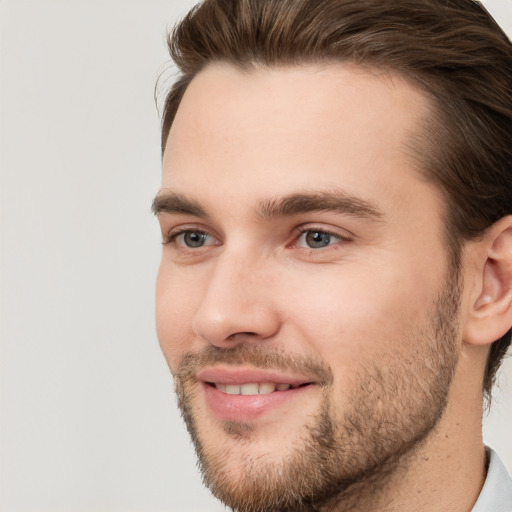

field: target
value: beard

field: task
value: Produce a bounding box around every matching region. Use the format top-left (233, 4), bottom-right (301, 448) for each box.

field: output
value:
top-left (173, 273), bottom-right (462, 512)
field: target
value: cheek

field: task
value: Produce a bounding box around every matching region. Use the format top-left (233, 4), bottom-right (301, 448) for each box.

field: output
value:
top-left (155, 262), bottom-right (202, 371)
top-left (283, 263), bottom-right (438, 371)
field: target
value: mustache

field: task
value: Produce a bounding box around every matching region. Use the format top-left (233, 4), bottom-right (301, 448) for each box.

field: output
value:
top-left (175, 344), bottom-right (333, 387)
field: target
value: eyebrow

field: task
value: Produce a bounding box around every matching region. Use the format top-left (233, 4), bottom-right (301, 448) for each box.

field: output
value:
top-left (152, 192), bottom-right (207, 217)
top-left (152, 189), bottom-right (383, 221)
top-left (258, 190), bottom-right (383, 221)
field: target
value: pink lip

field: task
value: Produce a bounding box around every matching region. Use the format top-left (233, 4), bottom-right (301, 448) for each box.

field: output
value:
top-left (197, 366), bottom-right (312, 386)
top-left (197, 366), bottom-right (315, 423)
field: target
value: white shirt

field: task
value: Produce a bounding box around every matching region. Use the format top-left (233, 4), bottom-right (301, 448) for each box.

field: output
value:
top-left (472, 448), bottom-right (512, 511)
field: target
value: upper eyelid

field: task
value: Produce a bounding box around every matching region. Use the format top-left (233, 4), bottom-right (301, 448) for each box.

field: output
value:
top-left (163, 226), bottom-right (215, 245)
top-left (164, 223), bottom-right (216, 238)
top-left (161, 223), bottom-right (353, 247)
top-left (294, 224), bottom-right (353, 240)
top-left (167, 224), bottom-right (235, 253)
top-left (292, 228), bottom-right (351, 251)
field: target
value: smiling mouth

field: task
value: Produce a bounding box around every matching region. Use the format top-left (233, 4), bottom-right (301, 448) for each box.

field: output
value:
top-left (199, 372), bottom-right (316, 421)
top-left (207, 382), bottom-right (311, 395)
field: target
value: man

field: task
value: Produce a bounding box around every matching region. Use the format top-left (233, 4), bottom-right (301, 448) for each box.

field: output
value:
top-left (152, 0), bottom-right (512, 510)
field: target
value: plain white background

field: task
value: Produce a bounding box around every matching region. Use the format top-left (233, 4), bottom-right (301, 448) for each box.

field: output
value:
top-left (0, 1), bottom-right (511, 511)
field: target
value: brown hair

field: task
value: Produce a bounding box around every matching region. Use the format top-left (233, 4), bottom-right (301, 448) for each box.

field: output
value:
top-left (160, 0), bottom-right (512, 398)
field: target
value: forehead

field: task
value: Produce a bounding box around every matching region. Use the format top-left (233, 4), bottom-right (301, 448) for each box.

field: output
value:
top-left (162, 63), bottom-right (433, 214)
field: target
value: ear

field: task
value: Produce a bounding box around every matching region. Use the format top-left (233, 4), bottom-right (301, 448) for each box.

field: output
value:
top-left (463, 216), bottom-right (512, 346)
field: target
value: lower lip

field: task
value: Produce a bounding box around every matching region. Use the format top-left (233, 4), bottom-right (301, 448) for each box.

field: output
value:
top-left (203, 383), bottom-right (312, 423)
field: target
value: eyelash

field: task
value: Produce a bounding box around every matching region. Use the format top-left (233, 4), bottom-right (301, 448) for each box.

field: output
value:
top-left (294, 226), bottom-right (350, 247)
top-left (162, 227), bottom-right (212, 247)
top-left (162, 225), bottom-right (351, 252)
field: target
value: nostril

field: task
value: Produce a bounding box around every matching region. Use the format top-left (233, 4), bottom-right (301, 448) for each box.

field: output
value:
top-left (192, 298), bottom-right (281, 346)
top-left (226, 331), bottom-right (258, 340)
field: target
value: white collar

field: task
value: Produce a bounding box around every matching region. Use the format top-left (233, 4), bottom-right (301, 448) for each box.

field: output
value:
top-left (472, 448), bottom-right (512, 511)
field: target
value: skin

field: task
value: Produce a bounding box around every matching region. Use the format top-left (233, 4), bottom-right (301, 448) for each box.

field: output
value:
top-left (155, 64), bottom-right (511, 511)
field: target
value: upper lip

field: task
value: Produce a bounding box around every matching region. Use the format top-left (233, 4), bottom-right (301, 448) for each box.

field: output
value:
top-left (197, 366), bottom-right (314, 386)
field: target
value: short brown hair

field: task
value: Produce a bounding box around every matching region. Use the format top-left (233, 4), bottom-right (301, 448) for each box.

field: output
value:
top-left (160, 0), bottom-right (512, 398)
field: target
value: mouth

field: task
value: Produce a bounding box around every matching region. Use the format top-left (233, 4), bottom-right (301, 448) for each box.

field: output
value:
top-left (197, 367), bottom-right (316, 422)
top-left (208, 382), bottom-right (310, 395)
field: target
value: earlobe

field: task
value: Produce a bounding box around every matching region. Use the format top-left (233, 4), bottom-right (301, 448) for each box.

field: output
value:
top-left (463, 217), bottom-right (512, 346)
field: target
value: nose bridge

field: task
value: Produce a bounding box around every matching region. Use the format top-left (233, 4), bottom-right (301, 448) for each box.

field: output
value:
top-left (192, 246), bottom-right (279, 345)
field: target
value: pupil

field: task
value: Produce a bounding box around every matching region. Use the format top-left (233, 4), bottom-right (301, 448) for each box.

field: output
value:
top-left (306, 231), bottom-right (330, 248)
top-left (185, 232), bottom-right (206, 247)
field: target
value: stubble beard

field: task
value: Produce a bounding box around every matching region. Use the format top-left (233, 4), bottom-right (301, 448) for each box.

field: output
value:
top-left (174, 273), bottom-right (462, 512)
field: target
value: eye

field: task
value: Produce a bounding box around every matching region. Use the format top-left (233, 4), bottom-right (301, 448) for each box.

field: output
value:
top-left (165, 229), bottom-right (217, 248)
top-left (181, 231), bottom-right (210, 248)
top-left (295, 229), bottom-right (344, 249)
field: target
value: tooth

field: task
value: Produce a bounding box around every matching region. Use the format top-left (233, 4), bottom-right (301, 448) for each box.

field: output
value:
top-left (241, 383), bottom-right (259, 395)
top-left (225, 384), bottom-right (241, 395)
top-left (215, 383), bottom-right (226, 392)
top-left (258, 383), bottom-right (276, 394)
top-left (276, 383), bottom-right (291, 391)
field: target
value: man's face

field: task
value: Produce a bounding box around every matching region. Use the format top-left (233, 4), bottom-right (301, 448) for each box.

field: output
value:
top-left (155, 64), bottom-right (462, 511)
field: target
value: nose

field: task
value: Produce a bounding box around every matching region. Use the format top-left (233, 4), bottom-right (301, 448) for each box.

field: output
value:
top-left (191, 251), bottom-right (281, 347)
